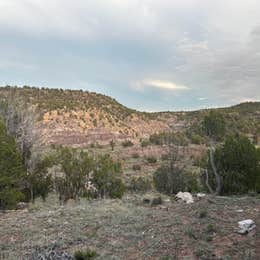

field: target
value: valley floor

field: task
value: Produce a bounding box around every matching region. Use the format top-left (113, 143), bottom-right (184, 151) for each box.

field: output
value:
top-left (0, 193), bottom-right (259, 260)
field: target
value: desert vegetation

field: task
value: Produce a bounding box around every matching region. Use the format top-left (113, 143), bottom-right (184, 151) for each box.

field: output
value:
top-left (0, 119), bottom-right (26, 209)
top-left (0, 86), bottom-right (259, 259)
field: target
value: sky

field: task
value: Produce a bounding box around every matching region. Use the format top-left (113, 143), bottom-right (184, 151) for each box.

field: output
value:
top-left (0, 0), bottom-right (260, 111)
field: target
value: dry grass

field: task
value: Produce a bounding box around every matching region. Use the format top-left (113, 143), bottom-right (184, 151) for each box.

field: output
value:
top-left (0, 193), bottom-right (259, 259)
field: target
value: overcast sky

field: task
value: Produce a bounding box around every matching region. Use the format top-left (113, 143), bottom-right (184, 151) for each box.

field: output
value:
top-left (0, 0), bottom-right (260, 111)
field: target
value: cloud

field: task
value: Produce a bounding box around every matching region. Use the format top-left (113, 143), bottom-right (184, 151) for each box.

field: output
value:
top-left (139, 80), bottom-right (190, 91)
top-left (0, 0), bottom-right (259, 110)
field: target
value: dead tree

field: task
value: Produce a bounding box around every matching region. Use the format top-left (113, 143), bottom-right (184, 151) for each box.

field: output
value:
top-left (202, 111), bottom-right (225, 194)
top-left (0, 90), bottom-right (47, 201)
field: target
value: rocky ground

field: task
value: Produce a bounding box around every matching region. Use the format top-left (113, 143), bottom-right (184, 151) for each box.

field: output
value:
top-left (0, 193), bottom-right (259, 260)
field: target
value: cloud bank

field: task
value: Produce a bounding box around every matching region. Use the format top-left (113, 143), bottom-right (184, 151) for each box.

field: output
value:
top-left (0, 0), bottom-right (259, 111)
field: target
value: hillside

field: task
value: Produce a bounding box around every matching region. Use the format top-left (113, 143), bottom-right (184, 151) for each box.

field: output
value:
top-left (0, 86), bottom-right (259, 148)
top-left (0, 86), bottom-right (259, 259)
top-left (0, 86), bottom-right (177, 146)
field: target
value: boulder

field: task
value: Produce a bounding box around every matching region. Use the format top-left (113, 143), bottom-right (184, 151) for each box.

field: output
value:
top-left (237, 219), bottom-right (256, 234)
top-left (176, 192), bottom-right (194, 204)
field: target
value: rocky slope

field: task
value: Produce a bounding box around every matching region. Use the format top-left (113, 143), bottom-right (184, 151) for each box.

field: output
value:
top-left (0, 86), bottom-right (182, 147)
top-left (0, 86), bottom-right (259, 147)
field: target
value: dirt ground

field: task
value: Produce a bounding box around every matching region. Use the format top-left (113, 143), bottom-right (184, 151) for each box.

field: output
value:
top-left (0, 193), bottom-right (259, 260)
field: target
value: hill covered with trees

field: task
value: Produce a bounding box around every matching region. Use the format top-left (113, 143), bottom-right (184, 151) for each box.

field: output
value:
top-left (0, 86), bottom-right (259, 148)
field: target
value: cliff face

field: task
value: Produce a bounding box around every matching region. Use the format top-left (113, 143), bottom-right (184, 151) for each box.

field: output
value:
top-left (39, 109), bottom-right (177, 146)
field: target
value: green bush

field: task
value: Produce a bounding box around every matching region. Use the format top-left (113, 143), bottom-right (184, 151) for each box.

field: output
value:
top-left (198, 209), bottom-right (208, 219)
top-left (203, 110), bottom-right (225, 141)
top-left (212, 135), bottom-right (260, 194)
top-left (206, 223), bottom-right (216, 234)
top-left (95, 143), bottom-right (103, 149)
top-left (53, 147), bottom-right (94, 203)
top-left (185, 172), bottom-right (201, 192)
top-left (93, 154), bottom-right (125, 199)
top-left (0, 189), bottom-right (25, 210)
top-left (26, 155), bottom-right (54, 202)
top-left (151, 196), bottom-right (162, 206)
top-left (130, 176), bottom-right (151, 193)
top-left (191, 134), bottom-right (204, 144)
top-left (122, 140), bottom-right (134, 147)
top-left (140, 139), bottom-right (150, 147)
top-left (74, 248), bottom-right (97, 260)
top-left (153, 165), bottom-right (185, 195)
top-left (149, 132), bottom-right (189, 146)
top-left (146, 156), bottom-right (157, 164)
top-left (132, 164), bottom-right (141, 171)
top-left (0, 120), bottom-right (26, 209)
top-left (51, 148), bottom-right (125, 202)
top-left (161, 154), bottom-right (169, 161)
top-left (107, 178), bottom-right (125, 199)
top-left (132, 153), bottom-right (140, 158)
top-left (185, 226), bottom-right (197, 240)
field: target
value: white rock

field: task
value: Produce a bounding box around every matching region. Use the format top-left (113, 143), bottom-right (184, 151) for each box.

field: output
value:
top-left (237, 219), bottom-right (256, 234)
top-left (176, 192), bottom-right (194, 204)
top-left (196, 193), bottom-right (206, 198)
top-left (17, 202), bottom-right (28, 210)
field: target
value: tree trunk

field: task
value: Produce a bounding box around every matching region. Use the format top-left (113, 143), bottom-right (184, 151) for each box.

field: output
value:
top-left (204, 169), bottom-right (214, 194)
top-left (209, 140), bottom-right (222, 194)
top-left (30, 185), bottom-right (34, 203)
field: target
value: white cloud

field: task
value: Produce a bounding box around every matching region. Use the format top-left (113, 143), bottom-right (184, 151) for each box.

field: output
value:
top-left (0, 0), bottom-right (260, 109)
top-left (134, 79), bottom-right (190, 91)
top-left (198, 97), bottom-right (207, 101)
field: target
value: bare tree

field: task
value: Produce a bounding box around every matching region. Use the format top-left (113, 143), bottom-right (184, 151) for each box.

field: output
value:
top-left (0, 89), bottom-right (48, 200)
top-left (202, 111), bottom-right (225, 194)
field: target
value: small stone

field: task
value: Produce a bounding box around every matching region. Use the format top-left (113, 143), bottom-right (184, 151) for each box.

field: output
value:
top-left (197, 193), bottom-right (206, 198)
top-left (16, 202), bottom-right (28, 210)
top-left (158, 205), bottom-right (169, 211)
top-left (237, 219), bottom-right (256, 234)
